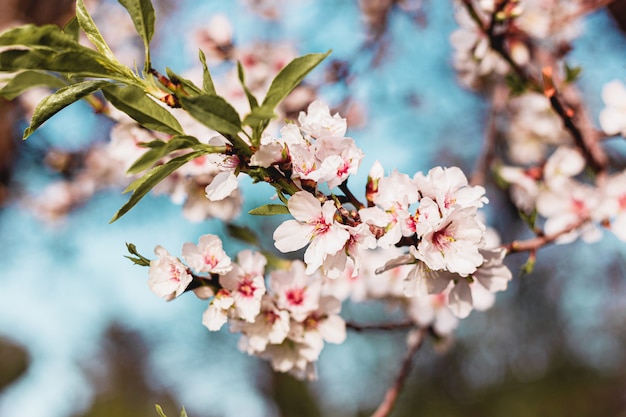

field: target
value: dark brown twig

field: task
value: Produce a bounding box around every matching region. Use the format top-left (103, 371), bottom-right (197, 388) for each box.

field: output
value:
top-left (371, 327), bottom-right (428, 417)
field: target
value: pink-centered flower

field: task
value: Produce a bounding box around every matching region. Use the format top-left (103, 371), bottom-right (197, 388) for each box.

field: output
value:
top-left (219, 250), bottom-right (267, 322)
top-left (148, 245), bottom-right (192, 301)
top-left (182, 234), bottom-right (232, 275)
top-left (270, 261), bottom-right (322, 321)
top-left (273, 191), bottom-right (350, 274)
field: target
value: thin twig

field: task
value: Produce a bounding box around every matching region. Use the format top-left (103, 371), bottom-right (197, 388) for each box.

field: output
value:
top-left (346, 320), bottom-right (414, 332)
top-left (371, 327), bottom-right (428, 417)
top-left (502, 216), bottom-right (590, 253)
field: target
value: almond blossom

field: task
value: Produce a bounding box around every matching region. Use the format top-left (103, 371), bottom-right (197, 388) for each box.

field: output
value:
top-left (182, 234), bottom-right (232, 275)
top-left (219, 250), bottom-right (267, 322)
top-left (148, 245), bottom-right (193, 301)
top-left (273, 191), bottom-right (350, 274)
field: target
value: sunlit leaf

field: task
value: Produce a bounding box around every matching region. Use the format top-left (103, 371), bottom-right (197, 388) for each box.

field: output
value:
top-left (125, 242), bottom-right (151, 266)
top-left (126, 135), bottom-right (201, 174)
top-left (0, 49), bottom-right (112, 78)
top-left (118, 0), bottom-right (155, 69)
top-left (76, 0), bottom-right (118, 64)
top-left (111, 150), bottom-right (205, 222)
top-left (102, 84), bottom-right (184, 135)
top-left (63, 17), bottom-right (80, 41)
top-left (23, 79), bottom-right (111, 139)
top-left (180, 94), bottom-right (241, 136)
top-left (198, 49), bottom-right (216, 95)
top-left (0, 70), bottom-right (67, 100)
top-left (261, 50), bottom-right (330, 110)
top-left (0, 24), bottom-right (80, 50)
top-left (155, 404), bottom-right (168, 417)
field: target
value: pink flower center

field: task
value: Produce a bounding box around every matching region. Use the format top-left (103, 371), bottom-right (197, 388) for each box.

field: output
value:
top-left (618, 194), bottom-right (626, 211)
top-left (237, 277), bottom-right (256, 298)
top-left (204, 255), bottom-right (218, 268)
top-left (432, 227), bottom-right (455, 250)
top-left (264, 310), bottom-right (279, 324)
top-left (286, 287), bottom-right (306, 306)
top-left (169, 264), bottom-right (181, 283)
top-left (571, 198), bottom-right (588, 216)
top-left (314, 216), bottom-right (330, 235)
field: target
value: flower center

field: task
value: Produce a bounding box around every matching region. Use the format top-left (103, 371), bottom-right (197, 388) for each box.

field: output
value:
top-left (238, 277), bottom-right (256, 298)
top-left (286, 287), bottom-right (306, 306)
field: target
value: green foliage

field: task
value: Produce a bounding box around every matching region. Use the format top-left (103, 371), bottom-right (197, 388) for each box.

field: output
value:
top-left (198, 49), bottom-right (216, 95)
top-left (117, 0), bottom-right (155, 70)
top-left (0, 70), bottom-right (67, 100)
top-left (102, 84), bottom-right (184, 135)
top-left (180, 94), bottom-right (243, 137)
top-left (111, 150), bottom-right (206, 222)
top-left (242, 51), bottom-right (331, 130)
top-left (504, 72), bottom-right (527, 96)
top-left (126, 135), bottom-right (205, 174)
top-left (76, 0), bottom-right (118, 64)
top-left (249, 203), bottom-right (290, 216)
top-left (154, 404), bottom-right (188, 417)
top-left (226, 223), bottom-right (261, 246)
top-left (23, 80), bottom-right (111, 139)
top-left (125, 243), bottom-right (151, 266)
top-left (564, 62), bottom-right (582, 84)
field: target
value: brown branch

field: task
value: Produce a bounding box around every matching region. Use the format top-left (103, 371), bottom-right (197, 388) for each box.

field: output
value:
top-left (470, 83), bottom-right (508, 186)
top-left (371, 327), bottom-right (428, 417)
top-left (346, 320), bottom-right (414, 332)
top-left (462, 1), bottom-right (609, 175)
top-left (502, 216), bottom-right (590, 254)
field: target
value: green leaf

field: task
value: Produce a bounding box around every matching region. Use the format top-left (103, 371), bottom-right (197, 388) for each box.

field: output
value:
top-left (179, 407), bottom-right (188, 417)
top-left (155, 404), bottom-right (168, 417)
top-left (261, 50), bottom-right (330, 110)
top-left (165, 67), bottom-right (202, 96)
top-left (198, 49), bottom-right (216, 95)
top-left (63, 17), bottom-right (80, 41)
top-left (242, 105), bottom-right (276, 127)
top-left (102, 84), bottom-right (184, 135)
top-left (126, 135), bottom-right (201, 174)
top-left (226, 224), bottom-right (260, 246)
top-left (76, 0), bottom-right (118, 64)
top-left (125, 242), bottom-right (151, 266)
top-left (0, 49), bottom-right (112, 78)
top-left (564, 63), bottom-right (582, 84)
top-left (237, 60), bottom-right (259, 110)
top-left (0, 70), bottom-right (67, 100)
top-left (111, 150), bottom-right (205, 222)
top-left (248, 203), bottom-right (290, 216)
top-left (118, 0), bottom-right (155, 69)
top-left (0, 24), bottom-right (80, 50)
top-left (23, 79), bottom-right (111, 139)
top-left (180, 94), bottom-right (242, 136)
top-left (505, 72), bottom-right (527, 96)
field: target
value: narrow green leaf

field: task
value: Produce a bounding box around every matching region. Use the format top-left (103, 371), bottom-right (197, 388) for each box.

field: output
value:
top-left (155, 404), bottom-right (168, 417)
top-left (118, 0), bottom-right (155, 69)
top-left (0, 70), bottom-right (67, 100)
top-left (226, 224), bottom-right (260, 246)
top-left (111, 150), bottom-right (205, 222)
top-left (261, 51), bottom-right (330, 110)
top-left (165, 67), bottom-right (202, 96)
top-left (248, 203), bottom-right (290, 216)
top-left (180, 94), bottom-right (241, 136)
top-left (127, 135), bottom-right (201, 174)
top-left (23, 80), bottom-right (110, 139)
top-left (198, 49), bottom-right (216, 95)
top-left (0, 24), bottom-right (79, 49)
top-left (237, 60), bottom-right (259, 110)
top-left (125, 242), bottom-right (151, 266)
top-left (242, 105), bottom-right (276, 127)
top-left (76, 0), bottom-right (118, 64)
top-left (63, 17), bottom-right (80, 41)
top-left (0, 49), bottom-right (112, 78)
top-left (102, 84), bottom-right (184, 135)
top-left (564, 63), bottom-right (582, 84)
top-left (179, 407), bottom-right (188, 417)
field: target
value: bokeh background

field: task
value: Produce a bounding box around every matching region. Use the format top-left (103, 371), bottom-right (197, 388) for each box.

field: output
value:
top-left (1, 1), bottom-right (626, 416)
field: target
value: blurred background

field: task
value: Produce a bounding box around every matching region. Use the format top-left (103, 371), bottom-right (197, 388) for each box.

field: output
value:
top-left (1, 0), bottom-right (626, 416)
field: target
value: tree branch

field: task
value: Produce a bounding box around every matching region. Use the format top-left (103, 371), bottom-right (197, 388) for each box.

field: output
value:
top-left (371, 327), bottom-right (427, 417)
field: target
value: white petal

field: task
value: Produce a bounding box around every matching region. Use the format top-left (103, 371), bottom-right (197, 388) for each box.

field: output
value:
top-left (205, 171), bottom-right (238, 201)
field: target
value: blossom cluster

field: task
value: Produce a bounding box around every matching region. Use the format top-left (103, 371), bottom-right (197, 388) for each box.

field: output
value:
top-left (500, 145), bottom-right (626, 243)
top-left (147, 234), bottom-right (348, 380)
